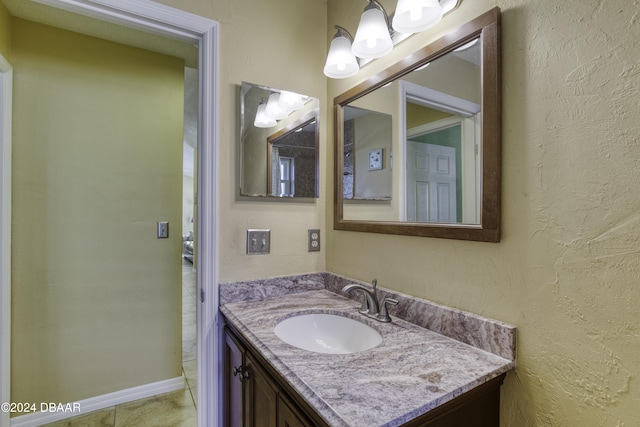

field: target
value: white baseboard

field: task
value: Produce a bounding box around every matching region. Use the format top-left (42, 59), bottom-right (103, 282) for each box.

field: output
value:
top-left (10, 376), bottom-right (184, 427)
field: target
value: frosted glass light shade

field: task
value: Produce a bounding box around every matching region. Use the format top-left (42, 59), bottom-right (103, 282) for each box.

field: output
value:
top-left (254, 103), bottom-right (276, 128)
top-left (324, 35), bottom-right (360, 79)
top-left (279, 90), bottom-right (305, 111)
top-left (352, 8), bottom-right (393, 59)
top-left (265, 93), bottom-right (288, 120)
top-left (392, 0), bottom-right (442, 34)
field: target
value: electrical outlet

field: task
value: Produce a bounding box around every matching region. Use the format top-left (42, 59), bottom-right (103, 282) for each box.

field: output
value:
top-left (247, 229), bottom-right (270, 255)
top-left (308, 229), bottom-right (320, 252)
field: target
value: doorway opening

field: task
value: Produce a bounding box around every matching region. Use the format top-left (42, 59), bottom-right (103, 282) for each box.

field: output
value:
top-left (0, 1), bottom-right (219, 426)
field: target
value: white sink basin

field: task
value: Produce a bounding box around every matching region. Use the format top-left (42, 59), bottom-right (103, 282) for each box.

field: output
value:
top-left (273, 313), bottom-right (382, 354)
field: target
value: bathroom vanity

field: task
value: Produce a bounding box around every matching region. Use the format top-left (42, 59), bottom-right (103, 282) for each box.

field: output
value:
top-left (219, 273), bottom-right (515, 427)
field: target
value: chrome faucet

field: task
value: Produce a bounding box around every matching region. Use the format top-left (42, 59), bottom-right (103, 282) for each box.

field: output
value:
top-left (341, 279), bottom-right (398, 322)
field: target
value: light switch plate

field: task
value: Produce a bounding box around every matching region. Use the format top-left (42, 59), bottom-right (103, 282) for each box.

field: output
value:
top-left (157, 221), bottom-right (169, 238)
top-left (246, 229), bottom-right (270, 255)
top-left (368, 148), bottom-right (383, 170)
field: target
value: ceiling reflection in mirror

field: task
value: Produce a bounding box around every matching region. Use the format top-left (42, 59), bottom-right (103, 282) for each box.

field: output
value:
top-left (240, 82), bottom-right (319, 199)
top-left (341, 37), bottom-right (482, 224)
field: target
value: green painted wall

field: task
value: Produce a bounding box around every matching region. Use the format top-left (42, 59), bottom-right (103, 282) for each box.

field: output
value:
top-left (11, 18), bottom-right (184, 405)
top-left (0, 2), bottom-right (11, 61)
top-left (406, 104), bottom-right (452, 130)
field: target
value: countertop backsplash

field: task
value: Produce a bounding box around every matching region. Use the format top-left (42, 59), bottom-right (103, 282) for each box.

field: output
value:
top-left (220, 272), bottom-right (515, 361)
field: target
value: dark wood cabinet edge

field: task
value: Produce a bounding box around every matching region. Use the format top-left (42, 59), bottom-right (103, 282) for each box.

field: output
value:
top-left (278, 392), bottom-right (315, 427)
top-left (223, 316), bottom-right (504, 427)
top-left (223, 321), bottom-right (331, 427)
top-left (398, 373), bottom-right (505, 426)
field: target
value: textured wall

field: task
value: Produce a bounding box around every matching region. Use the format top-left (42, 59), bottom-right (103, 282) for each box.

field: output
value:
top-left (327, 0), bottom-right (640, 425)
top-left (11, 19), bottom-right (184, 406)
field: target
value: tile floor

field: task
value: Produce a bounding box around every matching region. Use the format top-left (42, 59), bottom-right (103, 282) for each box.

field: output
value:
top-left (43, 258), bottom-right (198, 427)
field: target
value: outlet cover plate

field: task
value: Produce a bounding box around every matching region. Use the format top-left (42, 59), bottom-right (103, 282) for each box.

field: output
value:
top-left (308, 229), bottom-right (320, 252)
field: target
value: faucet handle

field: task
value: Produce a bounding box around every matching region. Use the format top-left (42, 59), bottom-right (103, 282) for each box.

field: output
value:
top-left (377, 298), bottom-right (398, 323)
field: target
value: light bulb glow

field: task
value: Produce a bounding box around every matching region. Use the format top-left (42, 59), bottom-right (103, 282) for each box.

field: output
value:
top-left (324, 34), bottom-right (359, 78)
top-left (254, 103), bottom-right (276, 128)
top-left (265, 93), bottom-right (288, 120)
top-left (410, 8), bottom-right (422, 21)
top-left (392, 0), bottom-right (442, 34)
top-left (279, 90), bottom-right (305, 110)
top-left (352, 8), bottom-right (393, 59)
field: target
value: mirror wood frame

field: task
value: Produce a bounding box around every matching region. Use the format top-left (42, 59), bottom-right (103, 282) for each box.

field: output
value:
top-left (333, 7), bottom-right (501, 242)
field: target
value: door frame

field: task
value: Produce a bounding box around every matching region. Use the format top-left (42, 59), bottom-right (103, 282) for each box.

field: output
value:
top-left (0, 1), bottom-right (220, 426)
top-left (0, 52), bottom-right (13, 427)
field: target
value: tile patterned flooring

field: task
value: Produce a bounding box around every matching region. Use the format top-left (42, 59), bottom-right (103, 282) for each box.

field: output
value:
top-left (43, 259), bottom-right (198, 427)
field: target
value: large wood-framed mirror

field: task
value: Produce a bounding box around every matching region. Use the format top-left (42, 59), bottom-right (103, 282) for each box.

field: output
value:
top-left (334, 8), bottom-right (501, 242)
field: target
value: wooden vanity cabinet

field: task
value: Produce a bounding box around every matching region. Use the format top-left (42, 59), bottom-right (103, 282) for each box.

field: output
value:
top-left (223, 322), bottom-right (505, 427)
top-left (223, 326), bottom-right (318, 427)
top-left (223, 328), bottom-right (244, 427)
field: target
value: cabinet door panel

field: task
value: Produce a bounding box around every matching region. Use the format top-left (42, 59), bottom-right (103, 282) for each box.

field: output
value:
top-left (278, 394), bottom-right (313, 427)
top-left (223, 328), bottom-right (244, 427)
top-left (245, 352), bottom-right (278, 427)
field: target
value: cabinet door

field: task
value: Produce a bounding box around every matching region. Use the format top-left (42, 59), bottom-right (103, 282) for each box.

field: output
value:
top-left (277, 394), bottom-right (313, 427)
top-left (223, 328), bottom-right (245, 427)
top-left (245, 352), bottom-right (279, 427)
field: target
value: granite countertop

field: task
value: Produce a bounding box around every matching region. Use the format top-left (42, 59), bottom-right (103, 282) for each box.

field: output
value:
top-left (220, 280), bottom-right (515, 427)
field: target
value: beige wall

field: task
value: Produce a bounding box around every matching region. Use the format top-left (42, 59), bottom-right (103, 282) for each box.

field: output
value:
top-left (154, 0), bottom-right (327, 282)
top-left (0, 2), bottom-right (10, 60)
top-left (352, 112), bottom-right (392, 200)
top-left (11, 19), bottom-right (184, 405)
top-left (327, 0), bottom-right (640, 426)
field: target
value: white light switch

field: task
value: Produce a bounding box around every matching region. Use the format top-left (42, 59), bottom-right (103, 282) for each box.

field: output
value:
top-left (157, 221), bottom-right (169, 238)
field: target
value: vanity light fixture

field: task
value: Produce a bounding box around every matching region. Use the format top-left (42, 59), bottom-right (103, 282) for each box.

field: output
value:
top-left (351, 0), bottom-right (393, 59)
top-left (392, 0), bottom-right (442, 34)
top-left (254, 102), bottom-right (277, 128)
top-left (324, 0), bottom-right (462, 79)
top-left (324, 25), bottom-right (360, 79)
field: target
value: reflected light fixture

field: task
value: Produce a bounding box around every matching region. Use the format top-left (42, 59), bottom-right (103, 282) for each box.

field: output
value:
top-left (278, 90), bottom-right (305, 111)
top-left (254, 102), bottom-right (277, 128)
top-left (392, 0), bottom-right (442, 34)
top-left (265, 93), bottom-right (288, 120)
top-left (454, 37), bottom-right (479, 51)
top-left (351, 0), bottom-right (393, 59)
top-left (323, 25), bottom-right (360, 79)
